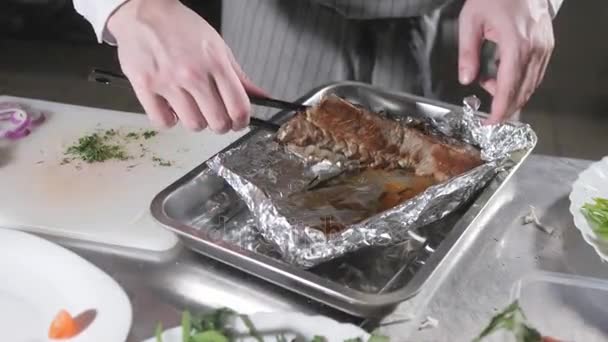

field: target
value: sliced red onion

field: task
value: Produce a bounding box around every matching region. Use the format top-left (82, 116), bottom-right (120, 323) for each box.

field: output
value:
top-left (0, 103), bottom-right (45, 140)
top-left (29, 110), bottom-right (46, 126)
top-left (0, 108), bottom-right (31, 140)
top-left (0, 109), bottom-right (15, 121)
top-left (0, 102), bottom-right (23, 111)
top-left (4, 127), bottom-right (30, 139)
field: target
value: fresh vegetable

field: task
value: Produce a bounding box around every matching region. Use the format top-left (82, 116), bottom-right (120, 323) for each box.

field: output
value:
top-left (155, 308), bottom-right (389, 342)
top-left (183, 311), bottom-right (192, 342)
top-left (367, 335), bottom-right (390, 342)
top-left (581, 197), bottom-right (608, 240)
top-left (474, 301), bottom-right (562, 342)
top-left (0, 103), bottom-right (45, 140)
top-left (190, 330), bottom-right (229, 342)
top-left (157, 322), bottom-right (165, 342)
top-left (48, 309), bottom-right (79, 339)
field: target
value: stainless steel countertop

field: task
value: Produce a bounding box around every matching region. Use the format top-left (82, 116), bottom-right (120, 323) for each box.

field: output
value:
top-left (36, 154), bottom-right (608, 342)
top-left (382, 155), bottom-right (608, 341)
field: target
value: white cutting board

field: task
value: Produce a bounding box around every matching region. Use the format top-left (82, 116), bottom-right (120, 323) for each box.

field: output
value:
top-left (0, 95), bottom-right (246, 252)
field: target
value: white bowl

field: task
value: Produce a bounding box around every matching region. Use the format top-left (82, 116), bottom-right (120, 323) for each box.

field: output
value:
top-left (569, 156), bottom-right (608, 261)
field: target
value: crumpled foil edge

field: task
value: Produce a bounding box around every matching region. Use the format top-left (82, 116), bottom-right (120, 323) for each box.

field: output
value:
top-left (208, 96), bottom-right (537, 268)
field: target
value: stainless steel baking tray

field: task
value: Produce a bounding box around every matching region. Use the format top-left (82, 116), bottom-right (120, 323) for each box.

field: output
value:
top-left (150, 82), bottom-right (534, 317)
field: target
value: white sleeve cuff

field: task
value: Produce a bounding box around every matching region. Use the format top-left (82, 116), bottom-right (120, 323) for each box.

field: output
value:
top-left (548, 0), bottom-right (564, 18)
top-left (73, 0), bottom-right (130, 45)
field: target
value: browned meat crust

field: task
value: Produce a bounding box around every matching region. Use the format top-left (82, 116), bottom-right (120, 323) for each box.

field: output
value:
top-left (276, 95), bottom-right (482, 181)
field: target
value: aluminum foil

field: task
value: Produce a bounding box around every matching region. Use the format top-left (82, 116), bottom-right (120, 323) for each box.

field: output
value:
top-left (207, 96), bottom-right (537, 268)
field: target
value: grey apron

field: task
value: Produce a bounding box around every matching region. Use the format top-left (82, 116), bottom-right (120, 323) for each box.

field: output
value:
top-left (221, 0), bottom-right (448, 118)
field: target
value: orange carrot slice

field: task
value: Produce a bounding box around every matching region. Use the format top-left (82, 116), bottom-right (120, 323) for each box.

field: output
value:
top-left (49, 310), bottom-right (79, 339)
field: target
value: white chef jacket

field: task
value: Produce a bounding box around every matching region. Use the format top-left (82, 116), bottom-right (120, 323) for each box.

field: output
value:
top-left (73, 0), bottom-right (564, 118)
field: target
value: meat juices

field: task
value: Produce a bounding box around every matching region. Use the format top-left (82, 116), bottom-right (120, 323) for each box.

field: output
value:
top-left (276, 95), bottom-right (483, 182)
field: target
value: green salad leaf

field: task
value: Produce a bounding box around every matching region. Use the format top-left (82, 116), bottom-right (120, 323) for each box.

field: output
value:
top-left (473, 301), bottom-right (542, 342)
top-left (155, 322), bottom-right (164, 342)
top-left (191, 330), bottom-right (229, 342)
top-left (367, 334), bottom-right (390, 342)
top-left (155, 308), bottom-right (391, 342)
top-left (238, 314), bottom-right (263, 342)
top-left (182, 311), bottom-right (192, 342)
top-left (275, 335), bottom-right (289, 342)
top-left (582, 197), bottom-right (608, 240)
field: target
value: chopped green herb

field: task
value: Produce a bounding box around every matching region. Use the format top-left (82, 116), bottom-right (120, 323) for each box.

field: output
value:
top-left (139, 144), bottom-right (149, 158)
top-left (104, 129), bottom-right (117, 137)
top-left (311, 336), bottom-right (327, 342)
top-left (582, 197), bottom-right (608, 240)
top-left (152, 156), bottom-right (172, 167)
top-left (143, 130), bottom-right (158, 139)
top-left (126, 132), bottom-right (140, 139)
top-left (65, 133), bottom-right (129, 163)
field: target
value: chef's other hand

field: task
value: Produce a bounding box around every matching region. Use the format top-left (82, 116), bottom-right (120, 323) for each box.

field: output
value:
top-left (458, 0), bottom-right (554, 124)
top-left (107, 0), bottom-right (268, 132)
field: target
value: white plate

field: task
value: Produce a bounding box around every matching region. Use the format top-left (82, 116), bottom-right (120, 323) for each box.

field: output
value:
top-left (143, 312), bottom-right (369, 342)
top-left (0, 228), bottom-right (132, 342)
top-left (569, 156), bottom-right (608, 261)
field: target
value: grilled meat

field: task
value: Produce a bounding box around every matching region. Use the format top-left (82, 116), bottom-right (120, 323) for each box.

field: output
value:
top-left (276, 95), bottom-right (483, 181)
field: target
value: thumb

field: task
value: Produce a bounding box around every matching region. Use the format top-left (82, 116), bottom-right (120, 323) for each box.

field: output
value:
top-left (226, 47), bottom-right (271, 98)
top-left (458, 14), bottom-right (483, 85)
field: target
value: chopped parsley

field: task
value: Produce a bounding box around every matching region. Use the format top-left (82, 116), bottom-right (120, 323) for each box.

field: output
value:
top-left (63, 128), bottom-right (175, 168)
top-left (143, 130), bottom-right (158, 139)
top-left (152, 156), bottom-right (172, 167)
top-left (104, 129), bottom-right (117, 137)
top-left (65, 132), bottom-right (129, 163)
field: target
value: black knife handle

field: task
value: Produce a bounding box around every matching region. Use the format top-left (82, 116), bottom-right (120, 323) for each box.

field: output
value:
top-left (249, 96), bottom-right (308, 112)
top-left (479, 40), bottom-right (499, 81)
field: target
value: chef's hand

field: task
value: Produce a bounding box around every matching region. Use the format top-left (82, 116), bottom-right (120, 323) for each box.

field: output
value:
top-left (458, 0), bottom-right (554, 124)
top-left (107, 0), bottom-right (267, 132)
